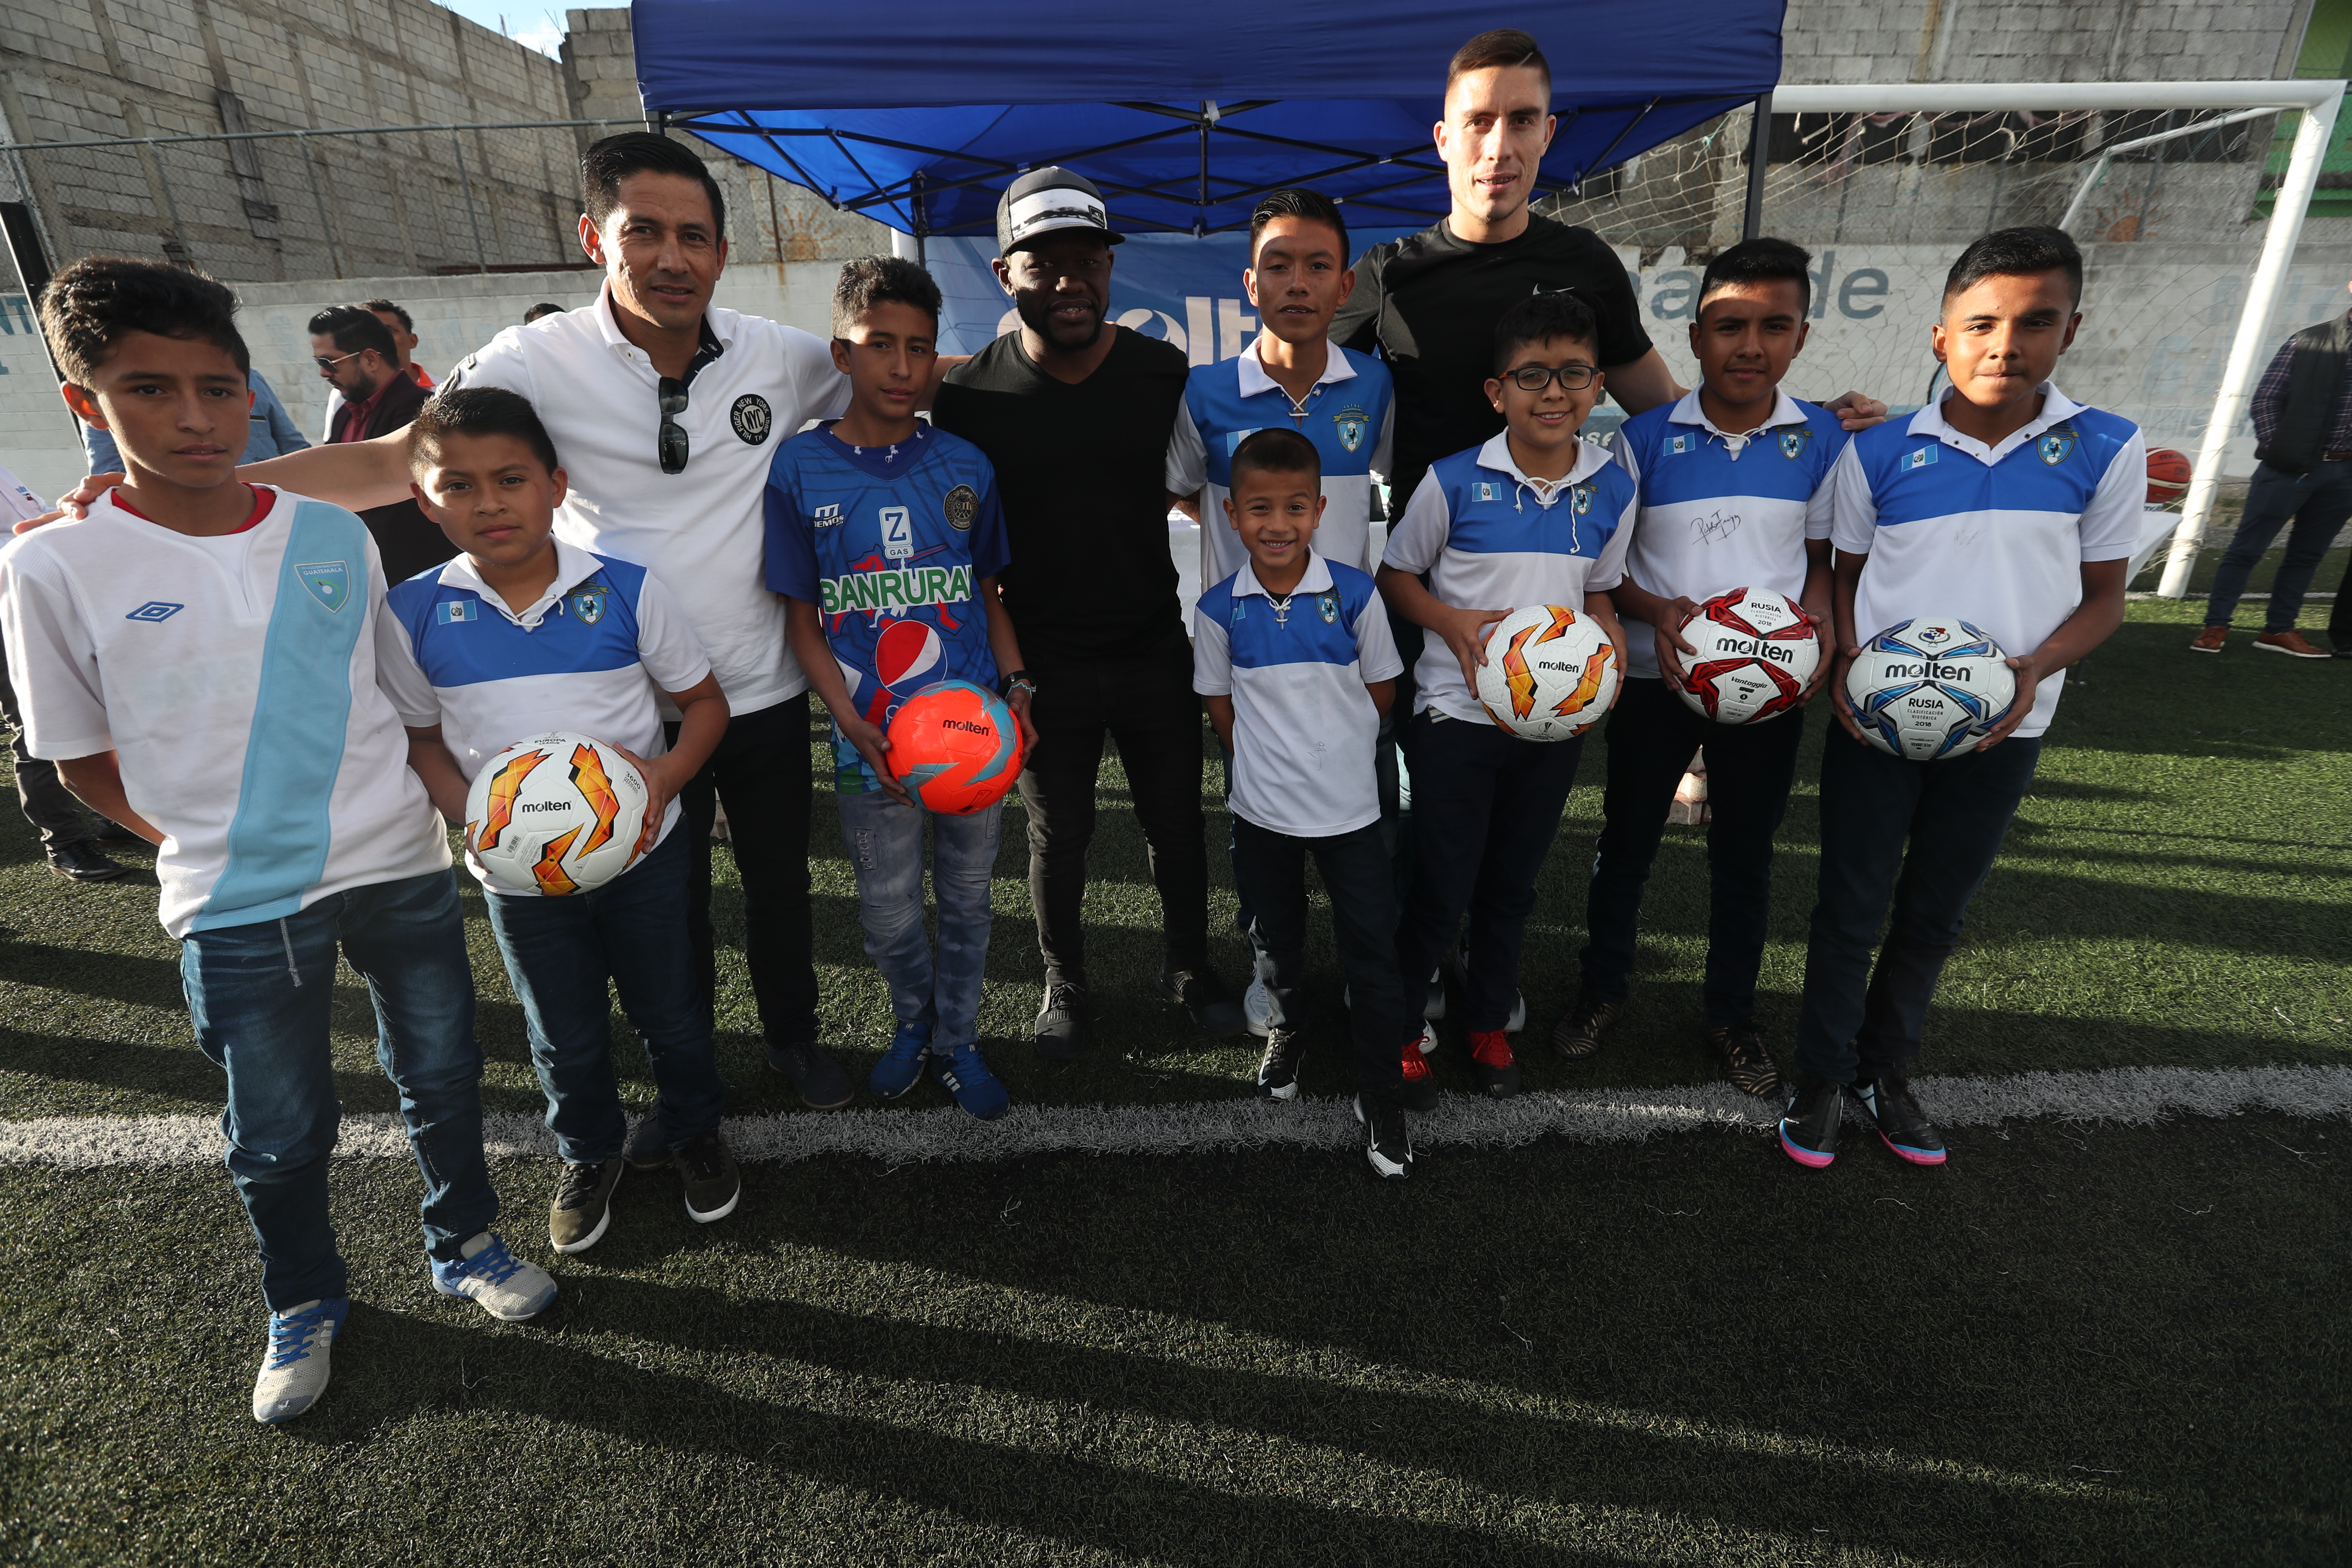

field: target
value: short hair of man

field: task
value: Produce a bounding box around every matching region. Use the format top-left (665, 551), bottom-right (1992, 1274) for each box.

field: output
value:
top-left (1700, 237), bottom-right (1814, 315)
top-left (523, 302), bottom-right (565, 323)
top-left (1229, 426), bottom-right (1322, 490)
top-left (1491, 289), bottom-right (1597, 373)
top-left (1944, 224), bottom-right (2084, 308)
top-left (308, 304), bottom-right (396, 362)
top-left (40, 255), bottom-right (250, 388)
top-left (361, 298), bottom-right (413, 332)
top-left (831, 255), bottom-right (942, 337)
top-left (407, 386), bottom-right (560, 476)
top-left (1249, 187), bottom-right (1348, 267)
top-left (583, 132), bottom-right (727, 239)
top-left (1447, 28), bottom-right (1551, 99)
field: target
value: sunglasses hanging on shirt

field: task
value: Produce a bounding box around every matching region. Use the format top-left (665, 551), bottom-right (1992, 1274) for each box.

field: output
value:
top-left (658, 377), bottom-right (690, 474)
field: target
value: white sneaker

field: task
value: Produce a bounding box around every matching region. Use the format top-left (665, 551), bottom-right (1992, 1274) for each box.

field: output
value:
top-left (252, 1297), bottom-right (349, 1424)
top-left (1243, 973), bottom-right (1275, 1038)
top-left (430, 1232), bottom-right (558, 1322)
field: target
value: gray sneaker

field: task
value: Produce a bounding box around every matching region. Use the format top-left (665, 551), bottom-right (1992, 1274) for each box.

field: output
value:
top-left (251, 1297), bottom-right (349, 1424)
top-left (674, 1129), bottom-right (741, 1224)
top-left (548, 1158), bottom-right (623, 1255)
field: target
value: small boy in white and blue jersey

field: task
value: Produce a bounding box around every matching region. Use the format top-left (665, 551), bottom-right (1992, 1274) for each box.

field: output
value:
top-left (1567, 239), bottom-right (1850, 1096)
top-left (769, 257), bottom-right (1035, 1123)
top-left (379, 387), bottom-right (738, 1250)
top-left (1784, 226), bottom-right (2141, 1171)
top-left (1192, 428), bottom-right (1410, 1177)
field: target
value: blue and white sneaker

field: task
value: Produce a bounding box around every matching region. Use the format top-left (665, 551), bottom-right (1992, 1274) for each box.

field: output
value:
top-left (870, 1020), bottom-right (934, 1100)
top-left (431, 1232), bottom-right (558, 1322)
top-left (935, 1039), bottom-right (1010, 1121)
top-left (251, 1296), bottom-right (349, 1424)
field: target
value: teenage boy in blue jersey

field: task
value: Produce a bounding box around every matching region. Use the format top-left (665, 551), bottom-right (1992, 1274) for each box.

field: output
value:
top-left (1567, 239), bottom-right (1848, 1096)
top-left (1193, 428), bottom-right (1411, 1176)
top-left (380, 388), bottom-right (738, 1252)
top-left (1784, 227), bottom-right (2141, 1170)
top-left (1377, 290), bottom-right (1635, 1107)
top-left (770, 257), bottom-right (1036, 1121)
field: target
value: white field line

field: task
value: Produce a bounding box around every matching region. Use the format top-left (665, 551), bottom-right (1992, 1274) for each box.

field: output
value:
top-left (3, 1064), bottom-right (2347, 1170)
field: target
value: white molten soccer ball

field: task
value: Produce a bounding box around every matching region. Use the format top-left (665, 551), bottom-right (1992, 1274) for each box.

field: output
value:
top-left (464, 731), bottom-right (650, 895)
top-left (1473, 603), bottom-right (1621, 742)
top-left (1845, 618), bottom-right (2018, 761)
top-left (1671, 587), bottom-right (1822, 725)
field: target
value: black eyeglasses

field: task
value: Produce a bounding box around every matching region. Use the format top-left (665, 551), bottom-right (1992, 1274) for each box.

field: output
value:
top-left (1505, 364), bottom-right (1598, 392)
top-left (658, 377), bottom-right (690, 474)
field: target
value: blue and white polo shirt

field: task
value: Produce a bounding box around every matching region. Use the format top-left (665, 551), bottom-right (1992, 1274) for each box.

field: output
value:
top-left (1611, 389), bottom-right (1849, 680)
top-left (1165, 336), bottom-right (1395, 593)
top-left (378, 538), bottom-right (712, 888)
top-left (1193, 550), bottom-right (1401, 838)
top-left (1831, 382), bottom-right (2144, 739)
top-left (1381, 432), bottom-right (1638, 724)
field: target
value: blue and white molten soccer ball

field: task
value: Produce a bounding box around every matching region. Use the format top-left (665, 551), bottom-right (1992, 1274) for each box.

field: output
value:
top-left (1844, 618), bottom-right (2018, 761)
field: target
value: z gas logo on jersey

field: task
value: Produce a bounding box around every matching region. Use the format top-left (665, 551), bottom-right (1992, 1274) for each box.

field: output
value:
top-left (820, 564), bottom-right (975, 617)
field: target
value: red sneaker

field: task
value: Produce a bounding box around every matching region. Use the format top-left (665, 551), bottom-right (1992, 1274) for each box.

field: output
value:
top-left (1400, 1032), bottom-right (1439, 1112)
top-left (1467, 1028), bottom-right (1521, 1098)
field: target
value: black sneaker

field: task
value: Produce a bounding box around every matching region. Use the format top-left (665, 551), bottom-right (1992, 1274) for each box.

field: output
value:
top-left (1256, 1028), bottom-right (1304, 1101)
top-left (46, 841), bottom-right (127, 882)
top-left (92, 821), bottom-right (146, 850)
top-left (1158, 962), bottom-right (1244, 1038)
top-left (1703, 1020), bottom-right (1782, 1099)
top-left (1552, 994), bottom-right (1623, 1059)
top-left (766, 1038), bottom-right (854, 1110)
top-left (1849, 1074), bottom-right (1948, 1166)
top-left (548, 1157), bottom-right (623, 1254)
top-left (673, 1129), bottom-right (741, 1222)
top-left (1034, 975), bottom-right (1090, 1061)
top-left (1779, 1075), bottom-right (1843, 1169)
top-left (1356, 1093), bottom-right (1412, 1179)
top-left (622, 1112), bottom-right (671, 1173)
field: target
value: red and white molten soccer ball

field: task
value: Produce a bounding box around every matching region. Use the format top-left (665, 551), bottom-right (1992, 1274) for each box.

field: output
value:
top-left (1670, 588), bottom-right (1822, 725)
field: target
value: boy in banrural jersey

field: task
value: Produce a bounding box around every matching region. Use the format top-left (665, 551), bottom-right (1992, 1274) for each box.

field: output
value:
top-left (1377, 290), bottom-right (1635, 1109)
top-left (0, 258), bottom-right (554, 1428)
top-left (377, 388), bottom-right (738, 1254)
top-left (1192, 429), bottom-right (1411, 1176)
top-left (1784, 226), bottom-right (2141, 1170)
top-left (769, 257), bottom-right (1035, 1121)
top-left (1568, 239), bottom-right (1847, 1097)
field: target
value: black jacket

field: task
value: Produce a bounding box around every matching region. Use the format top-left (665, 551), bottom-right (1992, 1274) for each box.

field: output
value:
top-left (332, 372), bottom-right (457, 586)
top-left (2253, 312), bottom-right (2352, 478)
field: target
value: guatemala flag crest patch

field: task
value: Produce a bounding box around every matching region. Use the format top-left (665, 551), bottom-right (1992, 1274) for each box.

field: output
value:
top-left (435, 599), bottom-right (477, 624)
top-left (294, 560), bottom-right (350, 612)
top-left (1904, 445), bottom-right (1939, 472)
top-left (2038, 427), bottom-right (2076, 466)
top-left (1666, 434), bottom-right (1691, 455)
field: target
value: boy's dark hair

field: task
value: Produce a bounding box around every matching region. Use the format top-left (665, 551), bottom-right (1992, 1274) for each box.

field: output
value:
top-left (1700, 237), bottom-right (1813, 314)
top-left (830, 255), bottom-right (942, 337)
top-left (1249, 188), bottom-right (1348, 268)
top-left (1491, 289), bottom-right (1597, 373)
top-left (406, 386), bottom-right (560, 476)
top-left (361, 297), bottom-right (413, 332)
top-left (1230, 426), bottom-right (1322, 489)
top-left (308, 304), bottom-right (396, 361)
top-left (39, 255), bottom-right (249, 387)
top-left (1448, 28), bottom-right (1550, 98)
top-left (523, 302), bottom-right (565, 322)
top-left (583, 132), bottom-right (727, 239)
top-left (1944, 224), bottom-right (2083, 308)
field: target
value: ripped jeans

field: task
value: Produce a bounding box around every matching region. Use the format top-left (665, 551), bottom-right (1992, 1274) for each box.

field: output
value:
top-left (834, 787), bottom-right (1003, 1055)
top-left (180, 869), bottom-right (496, 1311)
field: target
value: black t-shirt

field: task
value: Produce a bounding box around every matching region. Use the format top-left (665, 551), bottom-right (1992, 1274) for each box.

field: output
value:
top-left (1332, 214), bottom-right (1651, 508)
top-left (933, 325), bottom-right (1190, 665)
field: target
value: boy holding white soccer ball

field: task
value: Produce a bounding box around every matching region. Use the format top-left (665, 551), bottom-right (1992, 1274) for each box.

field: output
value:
top-left (378, 388), bottom-right (739, 1250)
top-left (1786, 227), bottom-right (2142, 1170)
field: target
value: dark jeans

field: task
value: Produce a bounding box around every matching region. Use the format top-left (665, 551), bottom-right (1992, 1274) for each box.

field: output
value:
top-left (1795, 727), bottom-right (2042, 1085)
top-left (2203, 459), bottom-right (2352, 631)
top-left (0, 658), bottom-right (93, 850)
top-left (1020, 633), bottom-right (1209, 977)
top-left (1580, 678), bottom-right (1807, 1024)
top-left (669, 695), bottom-right (819, 1047)
top-left (2333, 547), bottom-right (2352, 651)
top-left (1231, 815), bottom-right (1406, 1096)
top-left (483, 826), bottom-right (724, 1165)
top-left (179, 869), bottom-right (494, 1311)
top-left (1393, 709), bottom-right (1586, 1035)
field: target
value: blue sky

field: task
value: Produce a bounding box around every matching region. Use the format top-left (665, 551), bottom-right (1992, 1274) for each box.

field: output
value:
top-left (431, 0), bottom-right (569, 58)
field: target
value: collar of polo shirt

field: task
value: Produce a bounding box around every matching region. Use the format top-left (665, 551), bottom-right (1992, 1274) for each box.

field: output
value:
top-left (1234, 334), bottom-right (1359, 401)
top-left (1474, 430), bottom-right (1613, 490)
top-left (435, 536), bottom-right (606, 630)
top-left (1666, 386), bottom-right (1805, 438)
top-left (592, 279), bottom-right (733, 367)
top-left (1231, 549), bottom-right (1335, 601)
top-left (1909, 379), bottom-right (2082, 463)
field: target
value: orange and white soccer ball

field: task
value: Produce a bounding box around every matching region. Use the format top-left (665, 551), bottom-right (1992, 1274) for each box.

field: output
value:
top-left (1473, 604), bottom-right (1620, 742)
top-left (464, 731), bottom-right (650, 895)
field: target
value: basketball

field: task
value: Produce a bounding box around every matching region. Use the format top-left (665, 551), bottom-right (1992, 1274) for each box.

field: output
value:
top-left (1671, 587), bottom-right (1822, 725)
top-left (1473, 604), bottom-right (1620, 742)
top-left (2145, 447), bottom-right (2192, 504)
top-left (1845, 618), bottom-right (2018, 761)
top-left (885, 678), bottom-right (1024, 814)
top-left (465, 731), bottom-right (651, 896)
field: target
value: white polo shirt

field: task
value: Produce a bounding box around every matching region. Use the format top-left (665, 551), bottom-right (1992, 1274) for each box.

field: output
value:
top-left (0, 487), bottom-right (450, 937)
top-left (1830, 382), bottom-right (2143, 739)
top-left (439, 285), bottom-right (848, 715)
top-left (0, 462), bottom-right (46, 525)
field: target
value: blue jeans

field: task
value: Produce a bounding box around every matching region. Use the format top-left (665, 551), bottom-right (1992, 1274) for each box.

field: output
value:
top-left (180, 868), bottom-right (494, 1312)
top-left (836, 787), bottom-right (1003, 1053)
top-left (484, 825), bottom-right (724, 1164)
top-left (2203, 459), bottom-right (2352, 631)
top-left (1795, 728), bottom-right (2043, 1084)
top-left (1231, 816), bottom-right (1406, 1096)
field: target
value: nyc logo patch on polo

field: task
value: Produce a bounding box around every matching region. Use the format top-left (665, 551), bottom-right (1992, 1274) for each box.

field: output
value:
top-left (435, 599), bottom-right (478, 625)
top-left (125, 601), bottom-right (183, 622)
top-left (1333, 407), bottom-right (1369, 453)
top-left (570, 585), bottom-right (607, 625)
top-left (2039, 427), bottom-right (2076, 466)
top-left (294, 560), bottom-right (350, 612)
top-left (731, 394), bottom-right (773, 445)
top-left (1904, 446), bottom-right (1939, 472)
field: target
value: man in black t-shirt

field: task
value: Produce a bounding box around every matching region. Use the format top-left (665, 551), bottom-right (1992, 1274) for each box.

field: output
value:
top-left (933, 168), bottom-right (1245, 1057)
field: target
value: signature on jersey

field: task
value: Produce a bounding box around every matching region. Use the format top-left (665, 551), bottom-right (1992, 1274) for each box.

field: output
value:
top-left (1691, 509), bottom-right (1743, 544)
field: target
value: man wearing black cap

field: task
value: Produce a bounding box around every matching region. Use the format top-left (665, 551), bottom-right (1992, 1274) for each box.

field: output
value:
top-left (932, 168), bottom-right (1244, 1057)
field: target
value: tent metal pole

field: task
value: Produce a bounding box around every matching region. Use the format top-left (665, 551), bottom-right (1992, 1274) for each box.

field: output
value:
top-left (1742, 91), bottom-right (1772, 240)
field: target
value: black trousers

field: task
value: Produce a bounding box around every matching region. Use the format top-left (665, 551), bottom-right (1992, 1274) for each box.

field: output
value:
top-left (0, 658), bottom-right (93, 850)
top-left (1579, 677), bottom-right (1807, 1024)
top-left (1231, 816), bottom-right (1406, 1096)
top-left (1019, 633), bottom-right (1209, 978)
top-left (2332, 547), bottom-right (2352, 651)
